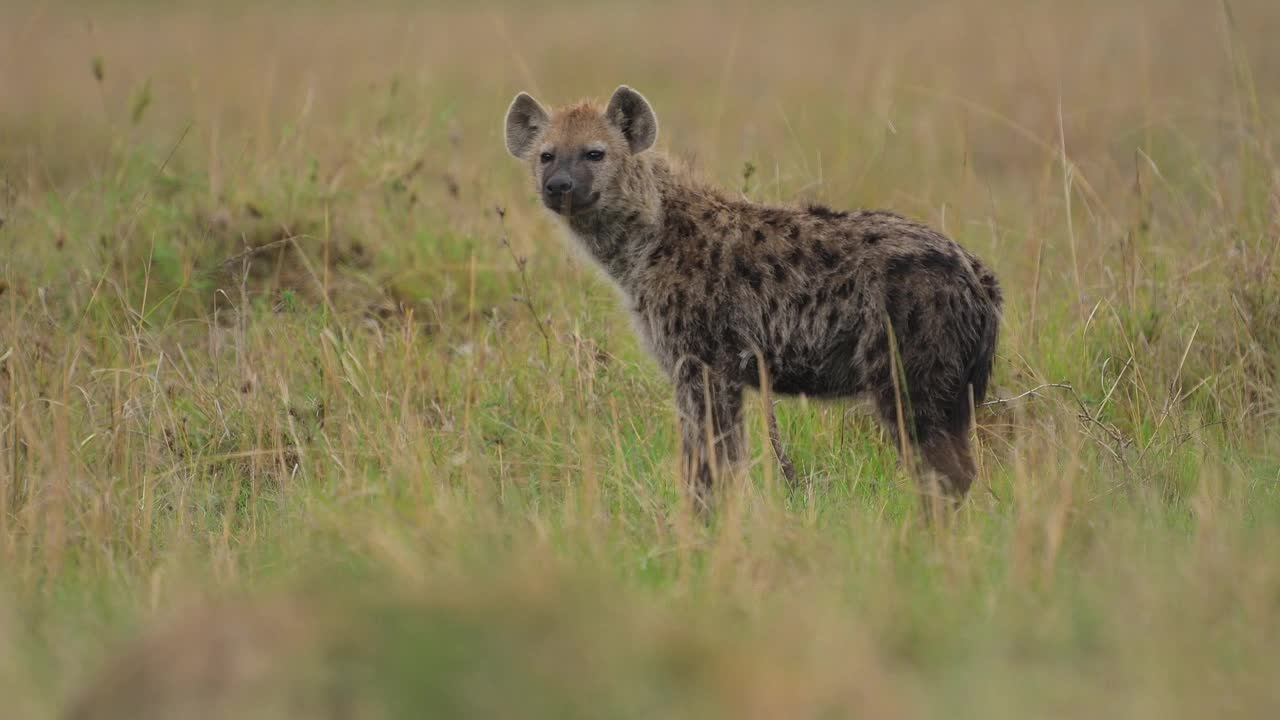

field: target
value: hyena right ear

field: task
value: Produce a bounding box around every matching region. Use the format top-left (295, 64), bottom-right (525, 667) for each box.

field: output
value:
top-left (605, 86), bottom-right (658, 154)
top-left (504, 92), bottom-right (550, 158)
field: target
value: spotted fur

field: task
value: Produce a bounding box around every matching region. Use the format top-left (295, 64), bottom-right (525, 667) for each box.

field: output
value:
top-left (505, 86), bottom-right (1003, 511)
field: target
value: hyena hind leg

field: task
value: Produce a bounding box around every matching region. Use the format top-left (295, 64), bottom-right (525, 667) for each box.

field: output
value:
top-left (874, 390), bottom-right (977, 515)
top-left (910, 431), bottom-right (978, 523)
top-left (920, 431), bottom-right (977, 501)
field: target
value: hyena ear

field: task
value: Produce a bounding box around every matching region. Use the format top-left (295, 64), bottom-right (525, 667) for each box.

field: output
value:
top-left (605, 85), bottom-right (658, 154)
top-left (504, 92), bottom-right (550, 158)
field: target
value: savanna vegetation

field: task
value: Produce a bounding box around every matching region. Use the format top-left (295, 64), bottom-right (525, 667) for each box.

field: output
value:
top-left (2, 1), bottom-right (1279, 717)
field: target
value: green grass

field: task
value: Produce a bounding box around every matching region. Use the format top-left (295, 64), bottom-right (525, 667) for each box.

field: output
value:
top-left (2, 1), bottom-right (1280, 718)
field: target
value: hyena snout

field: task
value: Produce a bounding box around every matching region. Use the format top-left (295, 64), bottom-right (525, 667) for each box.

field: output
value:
top-left (544, 172), bottom-right (574, 196)
top-left (541, 162), bottom-right (601, 214)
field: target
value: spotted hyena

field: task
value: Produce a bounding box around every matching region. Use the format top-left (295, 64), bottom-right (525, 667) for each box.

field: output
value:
top-left (503, 85), bottom-right (1002, 512)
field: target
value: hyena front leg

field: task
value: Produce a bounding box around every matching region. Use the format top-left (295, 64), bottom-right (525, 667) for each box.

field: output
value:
top-left (765, 402), bottom-right (798, 487)
top-left (675, 365), bottom-right (745, 514)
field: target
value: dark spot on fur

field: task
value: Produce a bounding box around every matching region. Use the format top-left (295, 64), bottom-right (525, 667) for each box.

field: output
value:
top-left (687, 309), bottom-right (709, 341)
top-left (797, 291), bottom-right (814, 313)
top-left (677, 218), bottom-right (698, 239)
top-left (834, 277), bottom-right (857, 298)
top-left (885, 255), bottom-right (914, 280)
top-left (786, 246), bottom-right (806, 265)
top-left (719, 324), bottom-right (735, 349)
top-left (807, 204), bottom-right (849, 220)
top-left (768, 255), bottom-right (786, 283)
top-left (676, 360), bottom-right (700, 385)
top-left (868, 330), bottom-right (889, 359)
top-left (666, 208), bottom-right (698, 241)
top-left (787, 224), bottom-right (801, 241)
top-left (918, 249), bottom-right (960, 274)
top-left (710, 245), bottom-right (722, 267)
top-left (753, 229), bottom-right (766, 244)
top-left (733, 255), bottom-right (763, 291)
top-left (905, 304), bottom-right (922, 335)
top-left (814, 242), bottom-right (839, 267)
top-left (885, 287), bottom-right (904, 321)
top-left (684, 249), bottom-right (705, 271)
top-left (863, 232), bottom-right (884, 245)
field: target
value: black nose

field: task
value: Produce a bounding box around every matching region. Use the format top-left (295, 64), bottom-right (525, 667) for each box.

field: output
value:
top-left (544, 176), bottom-right (574, 195)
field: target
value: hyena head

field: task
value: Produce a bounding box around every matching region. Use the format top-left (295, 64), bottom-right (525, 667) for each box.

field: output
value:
top-left (503, 85), bottom-right (658, 217)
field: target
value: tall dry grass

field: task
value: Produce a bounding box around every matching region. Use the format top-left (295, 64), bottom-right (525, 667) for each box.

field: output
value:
top-left (1, 1), bottom-right (1279, 718)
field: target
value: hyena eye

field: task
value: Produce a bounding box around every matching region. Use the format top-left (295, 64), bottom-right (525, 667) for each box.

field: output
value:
top-left (539, 152), bottom-right (554, 164)
top-left (585, 149), bottom-right (605, 161)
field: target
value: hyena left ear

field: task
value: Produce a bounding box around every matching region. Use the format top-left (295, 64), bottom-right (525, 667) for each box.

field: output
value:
top-left (505, 92), bottom-right (550, 158)
top-left (605, 85), bottom-right (658, 154)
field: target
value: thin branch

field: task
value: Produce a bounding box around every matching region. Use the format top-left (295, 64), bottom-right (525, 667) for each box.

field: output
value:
top-left (214, 236), bottom-right (294, 272)
top-left (981, 382), bottom-right (1075, 407)
top-left (495, 206), bottom-right (552, 364)
top-left (981, 380), bottom-right (1133, 469)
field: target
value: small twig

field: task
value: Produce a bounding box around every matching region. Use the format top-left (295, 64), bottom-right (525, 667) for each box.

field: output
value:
top-left (982, 380), bottom-right (1133, 468)
top-left (1145, 420), bottom-right (1228, 458)
top-left (495, 206), bottom-right (552, 364)
top-left (1096, 356), bottom-right (1133, 417)
top-left (213, 236), bottom-right (294, 273)
top-left (981, 382), bottom-right (1075, 407)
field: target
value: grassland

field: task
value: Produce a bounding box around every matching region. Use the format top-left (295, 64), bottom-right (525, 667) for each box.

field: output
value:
top-left (2, 1), bottom-right (1279, 717)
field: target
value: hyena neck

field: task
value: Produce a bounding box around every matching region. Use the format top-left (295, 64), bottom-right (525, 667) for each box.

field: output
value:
top-left (564, 154), bottom-right (676, 291)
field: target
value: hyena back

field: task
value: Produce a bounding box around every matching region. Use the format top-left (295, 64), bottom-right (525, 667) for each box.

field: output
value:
top-left (504, 86), bottom-right (1003, 511)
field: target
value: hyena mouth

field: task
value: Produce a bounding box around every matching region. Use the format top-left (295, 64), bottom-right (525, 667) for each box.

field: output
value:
top-left (556, 192), bottom-right (601, 215)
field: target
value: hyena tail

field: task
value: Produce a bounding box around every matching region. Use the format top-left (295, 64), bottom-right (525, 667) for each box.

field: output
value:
top-left (964, 306), bottom-right (999, 414)
top-left (951, 271), bottom-right (1002, 434)
top-left (978, 267), bottom-right (1004, 311)
top-left (967, 252), bottom-right (1004, 311)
